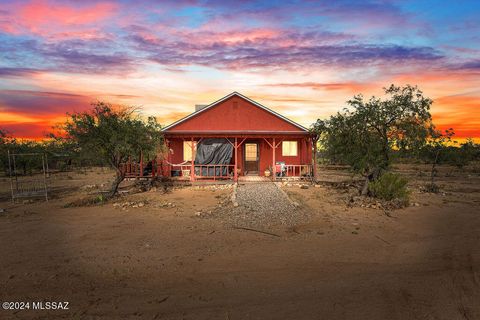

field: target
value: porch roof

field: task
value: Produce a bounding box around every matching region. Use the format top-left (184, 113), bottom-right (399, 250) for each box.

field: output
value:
top-left (163, 130), bottom-right (312, 137)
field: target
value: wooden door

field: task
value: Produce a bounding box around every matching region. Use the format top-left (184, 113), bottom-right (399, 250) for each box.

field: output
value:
top-left (244, 143), bottom-right (259, 174)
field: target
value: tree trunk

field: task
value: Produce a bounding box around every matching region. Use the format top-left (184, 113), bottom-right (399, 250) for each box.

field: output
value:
top-left (361, 167), bottom-right (382, 196)
top-left (361, 176), bottom-right (370, 196)
top-left (430, 163), bottom-right (436, 185)
top-left (109, 169), bottom-right (125, 197)
top-left (431, 150), bottom-right (440, 186)
top-left (382, 129), bottom-right (390, 169)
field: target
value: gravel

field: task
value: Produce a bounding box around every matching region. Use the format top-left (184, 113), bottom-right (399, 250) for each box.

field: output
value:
top-left (210, 182), bottom-right (310, 228)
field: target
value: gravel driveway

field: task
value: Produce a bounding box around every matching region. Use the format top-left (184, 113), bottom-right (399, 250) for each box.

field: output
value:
top-left (212, 182), bottom-right (310, 228)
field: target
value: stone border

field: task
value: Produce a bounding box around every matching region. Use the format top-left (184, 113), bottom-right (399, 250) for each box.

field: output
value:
top-left (231, 183), bottom-right (239, 207)
top-left (274, 182), bottom-right (299, 207)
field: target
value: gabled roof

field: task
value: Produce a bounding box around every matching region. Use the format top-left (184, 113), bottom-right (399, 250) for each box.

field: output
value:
top-left (161, 92), bottom-right (308, 132)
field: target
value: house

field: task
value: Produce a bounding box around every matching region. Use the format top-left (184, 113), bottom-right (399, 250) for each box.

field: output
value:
top-left (160, 92), bottom-right (317, 182)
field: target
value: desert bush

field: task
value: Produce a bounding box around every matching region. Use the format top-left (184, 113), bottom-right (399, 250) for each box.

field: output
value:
top-left (424, 183), bottom-right (440, 193)
top-left (369, 172), bottom-right (409, 203)
top-left (64, 194), bottom-right (107, 207)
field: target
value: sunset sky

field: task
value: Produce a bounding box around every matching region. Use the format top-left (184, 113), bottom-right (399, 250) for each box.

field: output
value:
top-left (0, 0), bottom-right (479, 140)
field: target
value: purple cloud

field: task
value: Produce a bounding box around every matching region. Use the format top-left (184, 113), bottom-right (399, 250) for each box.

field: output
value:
top-left (0, 90), bottom-right (92, 115)
top-left (125, 27), bottom-right (443, 71)
top-left (457, 60), bottom-right (480, 70)
top-left (142, 41), bottom-right (443, 70)
top-left (0, 67), bottom-right (42, 77)
top-left (0, 38), bottom-right (136, 74)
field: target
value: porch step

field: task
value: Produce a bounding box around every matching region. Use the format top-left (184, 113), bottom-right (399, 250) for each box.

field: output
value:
top-left (238, 176), bottom-right (271, 182)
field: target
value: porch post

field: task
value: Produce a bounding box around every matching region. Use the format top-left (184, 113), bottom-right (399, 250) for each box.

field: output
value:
top-left (190, 137), bottom-right (195, 182)
top-left (165, 139), bottom-right (171, 177)
top-left (312, 137), bottom-right (317, 181)
top-left (234, 137), bottom-right (238, 182)
top-left (139, 150), bottom-right (143, 177)
top-left (272, 138), bottom-right (276, 180)
top-left (152, 156), bottom-right (156, 178)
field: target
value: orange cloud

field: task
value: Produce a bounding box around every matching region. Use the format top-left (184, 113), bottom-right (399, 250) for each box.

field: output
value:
top-left (0, 88), bottom-right (94, 139)
top-left (432, 95), bottom-right (480, 138)
top-left (0, 121), bottom-right (55, 140)
top-left (0, 109), bottom-right (68, 137)
top-left (264, 81), bottom-right (377, 94)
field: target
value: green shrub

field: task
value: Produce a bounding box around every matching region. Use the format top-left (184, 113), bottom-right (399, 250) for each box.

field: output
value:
top-left (63, 194), bottom-right (107, 207)
top-left (369, 172), bottom-right (409, 203)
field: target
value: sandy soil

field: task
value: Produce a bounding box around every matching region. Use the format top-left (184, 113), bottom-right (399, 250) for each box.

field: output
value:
top-left (0, 165), bottom-right (479, 319)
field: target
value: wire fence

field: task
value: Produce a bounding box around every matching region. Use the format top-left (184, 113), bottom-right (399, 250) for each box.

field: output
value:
top-left (8, 151), bottom-right (48, 202)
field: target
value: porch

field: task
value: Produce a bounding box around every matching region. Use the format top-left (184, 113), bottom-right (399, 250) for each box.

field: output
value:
top-left (119, 135), bottom-right (316, 182)
top-left (121, 161), bottom-right (314, 181)
top-left (174, 135), bottom-right (314, 182)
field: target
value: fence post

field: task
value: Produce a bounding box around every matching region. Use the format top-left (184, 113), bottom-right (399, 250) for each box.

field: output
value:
top-left (272, 138), bottom-right (276, 180)
top-left (42, 153), bottom-right (48, 201)
top-left (234, 137), bottom-right (238, 182)
top-left (152, 156), bottom-right (156, 178)
top-left (190, 137), bottom-right (195, 182)
top-left (139, 150), bottom-right (144, 177)
top-left (8, 150), bottom-right (14, 202)
top-left (313, 137), bottom-right (318, 181)
top-left (45, 153), bottom-right (50, 177)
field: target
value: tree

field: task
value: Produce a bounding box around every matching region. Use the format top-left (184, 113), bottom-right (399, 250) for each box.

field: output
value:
top-left (0, 129), bottom-right (14, 174)
top-left (313, 84), bottom-right (433, 195)
top-left (420, 128), bottom-right (454, 192)
top-left (12, 140), bottom-right (44, 175)
top-left (455, 138), bottom-right (480, 167)
top-left (61, 102), bottom-right (163, 196)
top-left (420, 134), bottom-right (479, 192)
top-left (0, 130), bottom-right (45, 175)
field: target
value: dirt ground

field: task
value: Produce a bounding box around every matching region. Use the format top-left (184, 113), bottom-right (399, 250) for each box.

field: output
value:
top-left (0, 165), bottom-right (479, 320)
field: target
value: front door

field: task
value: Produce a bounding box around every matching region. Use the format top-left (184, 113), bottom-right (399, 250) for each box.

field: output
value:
top-left (244, 143), bottom-right (259, 175)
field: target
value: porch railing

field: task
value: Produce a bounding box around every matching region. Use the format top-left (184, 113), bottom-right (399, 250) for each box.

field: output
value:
top-left (120, 159), bottom-right (166, 178)
top-left (276, 164), bottom-right (313, 179)
top-left (121, 162), bottom-right (144, 178)
top-left (170, 164), bottom-right (235, 180)
top-left (121, 161), bottom-right (312, 181)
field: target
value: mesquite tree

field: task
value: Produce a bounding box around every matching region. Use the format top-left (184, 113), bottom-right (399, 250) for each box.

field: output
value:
top-left (62, 102), bottom-right (162, 196)
top-left (313, 85), bottom-right (433, 195)
top-left (421, 128), bottom-right (454, 191)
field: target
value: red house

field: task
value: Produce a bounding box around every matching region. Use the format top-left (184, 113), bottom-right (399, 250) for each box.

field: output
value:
top-left (161, 92), bottom-right (317, 182)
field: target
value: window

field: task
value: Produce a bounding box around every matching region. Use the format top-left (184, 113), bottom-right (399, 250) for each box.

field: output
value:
top-left (245, 143), bottom-right (258, 161)
top-left (183, 141), bottom-right (197, 161)
top-left (282, 141), bottom-right (297, 156)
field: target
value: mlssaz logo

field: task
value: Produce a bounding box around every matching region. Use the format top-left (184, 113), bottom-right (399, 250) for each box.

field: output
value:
top-left (33, 302), bottom-right (69, 310)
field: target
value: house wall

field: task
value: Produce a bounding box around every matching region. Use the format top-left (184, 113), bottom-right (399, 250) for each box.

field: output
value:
top-left (168, 138), bottom-right (187, 165)
top-left (257, 138), bottom-right (310, 176)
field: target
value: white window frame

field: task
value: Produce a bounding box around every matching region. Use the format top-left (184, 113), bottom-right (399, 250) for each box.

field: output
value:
top-left (282, 141), bottom-right (298, 156)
